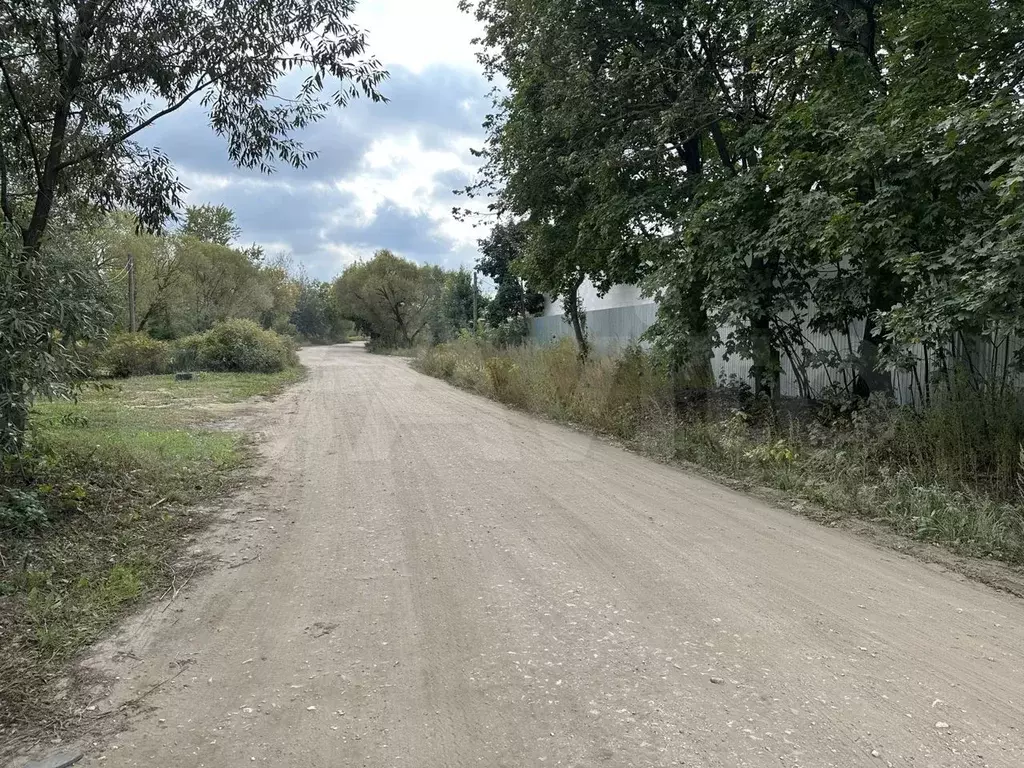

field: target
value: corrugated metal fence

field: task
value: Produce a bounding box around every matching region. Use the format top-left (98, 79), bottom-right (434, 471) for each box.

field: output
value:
top-left (529, 304), bottom-right (1024, 404)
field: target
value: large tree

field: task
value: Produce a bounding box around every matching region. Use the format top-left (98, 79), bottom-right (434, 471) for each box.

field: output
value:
top-left (334, 250), bottom-right (444, 348)
top-left (477, 221), bottom-right (544, 326)
top-left (1, 0), bottom-right (386, 249)
top-left (0, 0), bottom-right (385, 451)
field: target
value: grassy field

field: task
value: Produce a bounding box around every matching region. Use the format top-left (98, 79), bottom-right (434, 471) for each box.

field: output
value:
top-left (0, 368), bottom-right (302, 736)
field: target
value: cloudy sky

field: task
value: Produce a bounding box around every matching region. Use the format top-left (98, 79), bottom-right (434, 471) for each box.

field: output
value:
top-left (144, 1), bottom-right (490, 280)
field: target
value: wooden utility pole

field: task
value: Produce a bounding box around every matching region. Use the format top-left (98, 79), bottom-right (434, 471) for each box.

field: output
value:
top-left (127, 253), bottom-right (137, 333)
top-left (472, 270), bottom-right (479, 333)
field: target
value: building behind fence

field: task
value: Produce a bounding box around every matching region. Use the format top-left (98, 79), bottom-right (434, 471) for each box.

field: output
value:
top-left (529, 281), bottom-right (1024, 405)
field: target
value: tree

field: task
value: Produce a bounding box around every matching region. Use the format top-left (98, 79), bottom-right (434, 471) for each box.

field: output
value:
top-left (89, 209), bottom-right (300, 339)
top-left (430, 267), bottom-right (487, 342)
top-left (94, 213), bottom-right (182, 334)
top-left (1, 0), bottom-right (386, 250)
top-left (334, 250), bottom-right (444, 348)
top-left (0, 0), bottom-right (386, 452)
top-left (0, 223), bottom-right (110, 452)
top-left (478, 221), bottom-right (545, 326)
top-left (291, 277), bottom-right (353, 343)
top-left (464, 0), bottom-right (630, 357)
top-left (180, 205), bottom-right (241, 246)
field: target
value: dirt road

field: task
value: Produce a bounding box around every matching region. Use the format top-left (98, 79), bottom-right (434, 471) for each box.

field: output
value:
top-left (70, 345), bottom-right (1024, 767)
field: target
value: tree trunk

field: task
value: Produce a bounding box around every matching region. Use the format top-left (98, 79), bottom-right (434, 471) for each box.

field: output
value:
top-left (1, 399), bottom-right (29, 455)
top-left (750, 313), bottom-right (781, 401)
top-left (671, 311), bottom-right (716, 416)
top-left (831, 0), bottom-right (879, 70)
top-left (853, 315), bottom-right (892, 399)
top-left (23, 3), bottom-right (95, 251)
top-left (564, 274), bottom-right (588, 360)
top-left (748, 253), bottom-right (780, 401)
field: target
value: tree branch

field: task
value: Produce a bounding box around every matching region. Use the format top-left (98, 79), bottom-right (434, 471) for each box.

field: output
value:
top-left (23, 1), bottom-right (99, 249)
top-left (0, 141), bottom-right (15, 226)
top-left (0, 60), bottom-right (42, 180)
top-left (57, 77), bottom-right (217, 172)
top-left (48, 0), bottom-right (66, 73)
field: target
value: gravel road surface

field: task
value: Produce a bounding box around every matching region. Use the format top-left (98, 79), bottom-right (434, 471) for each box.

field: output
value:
top-left (75, 344), bottom-right (1024, 767)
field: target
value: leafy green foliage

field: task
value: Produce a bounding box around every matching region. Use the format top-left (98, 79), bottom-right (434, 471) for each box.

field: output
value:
top-left (290, 278), bottom-right (353, 344)
top-left (180, 205), bottom-right (242, 246)
top-left (477, 222), bottom-right (545, 326)
top-left (334, 249), bottom-right (445, 348)
top-left (102, 333), bottom-right (170, 378)
top-left (188, 319), bottom-right (298, 373)
top-left (96, 209), bottom-right (300, 340)
top-left (0, 488), bottom-right (48, 536)
top-left (0, 225), bottom-right (111, 452)
top-left (430, 268), bottom-right (488, 343)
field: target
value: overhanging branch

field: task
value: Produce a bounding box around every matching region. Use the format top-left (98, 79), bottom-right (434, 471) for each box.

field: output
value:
top-left (0, 60), bottom-right (42, 180)
top-left (57, 77), bottom-right (218, 172)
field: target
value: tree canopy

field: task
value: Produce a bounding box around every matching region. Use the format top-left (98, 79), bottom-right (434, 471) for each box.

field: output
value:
top-left (463, 0), bottom-right (1024, 396)
top-left (334, 250), bottom-right (445, 348)
top-left (1, 0), bottom-right (387, 250)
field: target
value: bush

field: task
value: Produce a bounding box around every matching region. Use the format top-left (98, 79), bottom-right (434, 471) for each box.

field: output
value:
top-left (418, 344), bottom-right (459, 379)
top-left (101, 333), bottom-right (170, 377)
top-left (481, 317), bottom-right (531, 347)
top-left (485, 356), bottom-right (528, 407)
top-left (365, 337), bottom-right (390, 354)
top-left (171, 333), bottom-right (205, 372)
top-left (191, 319), bottom-right (298, 373)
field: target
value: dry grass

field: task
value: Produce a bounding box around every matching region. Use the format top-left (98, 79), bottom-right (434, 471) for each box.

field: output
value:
top-left (417, 338), bottom-right (1024, 565)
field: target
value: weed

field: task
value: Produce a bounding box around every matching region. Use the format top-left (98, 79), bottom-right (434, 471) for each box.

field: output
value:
top-left (417, 337), bottom-right (1024, 567)
top-left (0, 489), bottom-right (48, 536)
top-left (0, 366), bottom-right (300, 734)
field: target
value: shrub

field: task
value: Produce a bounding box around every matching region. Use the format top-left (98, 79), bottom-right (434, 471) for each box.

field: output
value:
top-left (535, 340), bottom-right (584, 410)
top-left (171, 333), bottom-right (205, 372)
top-left (481, 317), bottom-right (531, 347)
top-left (366, 336), bottom-right (414, 354)
top-left (101, 333), bottom-right (170, 377)
top-left (418, 344), bottom-right (459, 379)
top-left (192, 319), bottom-right (298, 373)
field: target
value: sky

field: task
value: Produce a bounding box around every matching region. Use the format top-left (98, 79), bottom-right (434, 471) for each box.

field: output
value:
top-left (143, 0), bottom-right (491, 280)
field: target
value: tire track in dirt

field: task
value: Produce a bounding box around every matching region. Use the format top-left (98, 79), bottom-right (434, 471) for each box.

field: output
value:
top-left (33, 344), bottom-right (1024, 768)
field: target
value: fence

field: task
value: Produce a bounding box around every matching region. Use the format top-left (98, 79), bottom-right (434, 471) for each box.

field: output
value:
top-left (529, 304), bottom-right (1024, 405)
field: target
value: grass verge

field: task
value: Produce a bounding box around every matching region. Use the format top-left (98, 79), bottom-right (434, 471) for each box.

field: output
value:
top-left (417, 338), bottom-right (1024, 565)
top-left (0, 367), bottom-right (302, 738)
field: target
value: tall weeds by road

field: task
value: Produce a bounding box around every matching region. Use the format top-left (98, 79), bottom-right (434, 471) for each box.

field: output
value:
top-left (418, 338), bottom-right (1024, 564)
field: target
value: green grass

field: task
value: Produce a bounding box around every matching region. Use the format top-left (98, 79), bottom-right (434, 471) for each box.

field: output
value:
top-left (0, 368), bottom-right (302, 739)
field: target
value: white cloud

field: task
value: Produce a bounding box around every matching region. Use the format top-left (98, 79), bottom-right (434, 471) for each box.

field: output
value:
top-left (352, 0), bottom-right (483, 73)
top-left (342, 132), bottom-right (473, 213)
top-left (145, 1), bottom-right (493, 279)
